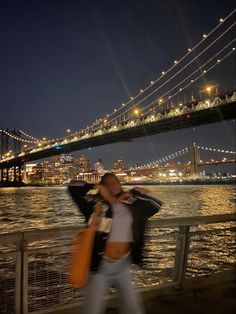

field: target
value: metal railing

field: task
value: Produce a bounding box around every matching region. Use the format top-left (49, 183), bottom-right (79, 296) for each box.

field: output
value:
top-left (0, 213), bottom-right (235, 314)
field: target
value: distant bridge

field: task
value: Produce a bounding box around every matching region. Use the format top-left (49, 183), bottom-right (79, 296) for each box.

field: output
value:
top-left (130, 144), bottom-right (236, 178)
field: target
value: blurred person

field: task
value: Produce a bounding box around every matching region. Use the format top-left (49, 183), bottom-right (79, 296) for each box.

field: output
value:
top-left (68, 173), bottom-right (162, 314)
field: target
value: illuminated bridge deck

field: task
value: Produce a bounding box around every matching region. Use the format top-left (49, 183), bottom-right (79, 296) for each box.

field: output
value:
top-left (0, 92), bottom-right (235, 169)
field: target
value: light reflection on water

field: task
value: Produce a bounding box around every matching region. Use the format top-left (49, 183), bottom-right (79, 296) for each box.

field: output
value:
top-left (0, 185), bottom-right (235, 233)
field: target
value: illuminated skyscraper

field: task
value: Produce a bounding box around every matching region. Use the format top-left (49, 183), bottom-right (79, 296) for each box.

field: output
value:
top-left (94, 158), bottom-right (105, 172)
top-left (75, 154), bottom-right (91, 173)
top-left (113, 158), bottom-right (125, 170)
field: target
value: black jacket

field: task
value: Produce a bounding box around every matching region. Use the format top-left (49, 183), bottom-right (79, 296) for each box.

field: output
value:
top-left (68, 182), bottom-right (162, 272)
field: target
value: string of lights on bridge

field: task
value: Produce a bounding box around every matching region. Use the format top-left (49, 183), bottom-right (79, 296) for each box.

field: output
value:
top-left (130, 148), bottom-right (190, 170)
top-left (197, 145), bottom-right (236, 155)
top-left (0, 129), bottom-right (37, 144)
top-left (0, 129), bottom-right (49, 145)
top-left (131, 145), bottom-right (236, 170)
top-left (19, 130), bottom-right (40, 142)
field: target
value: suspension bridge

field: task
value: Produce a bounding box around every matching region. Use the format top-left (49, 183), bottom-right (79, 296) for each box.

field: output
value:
top-left (0, 9), bottom-right (236, 183)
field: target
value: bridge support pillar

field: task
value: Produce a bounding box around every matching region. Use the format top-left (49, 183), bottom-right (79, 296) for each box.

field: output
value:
top-left (0, 130), bottom-right (10, 159)
top-left (18, 165), bottom-right (22, 183)
top-left (6, 168), bottom-right (9, 182)
top-left (189, 144), bottom-right (201, 178)
top-left (13, 166), bottom-right (17, 182)
top-left (0, 168), bottom-right (3, 182)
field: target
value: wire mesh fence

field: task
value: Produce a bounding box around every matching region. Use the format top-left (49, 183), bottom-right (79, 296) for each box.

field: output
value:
top-left (0, 213), bottom-right (235, 314)
top-left (186, 222), bottom-right (236, 277)
top-left (0, 252), bottom-right (20, 314)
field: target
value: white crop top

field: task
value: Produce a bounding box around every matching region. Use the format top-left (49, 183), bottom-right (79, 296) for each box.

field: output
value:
top-left (108, 202), bottom-right (133, 242)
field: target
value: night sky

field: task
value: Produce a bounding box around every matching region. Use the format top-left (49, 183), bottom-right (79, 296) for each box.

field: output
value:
top-left (0, 0), bottom-right (235, 170)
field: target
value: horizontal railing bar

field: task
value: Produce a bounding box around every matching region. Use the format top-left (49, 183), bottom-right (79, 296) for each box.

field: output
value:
top-left (0, 213), bottom-right (235, 244)
top-left (24, 225), bottom-right (84, 241)
top-left (25, 233), bottom-right (180, 253)
top-left (25, 245), bottom-right (73, 254)
top-left (145, 233), bottom-right (178, 239)
top-left (148, 213), bottom-right (236, 228)
top-left (0, 232), bottom-right (23, 244)
top-left (1, 233), bottom-right (178, 254)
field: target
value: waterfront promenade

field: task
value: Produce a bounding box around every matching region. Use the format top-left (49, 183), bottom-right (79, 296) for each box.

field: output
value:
top-left (53, 270), bottom-right (236, 314)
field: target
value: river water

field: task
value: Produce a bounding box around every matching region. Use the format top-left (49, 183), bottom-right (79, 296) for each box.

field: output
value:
top-left (0, 185), bottom-right (235, 312)
top-left (0, 185), bottom-right (235, 233)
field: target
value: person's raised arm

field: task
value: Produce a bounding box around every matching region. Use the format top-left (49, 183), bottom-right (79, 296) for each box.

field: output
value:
top-left (130, 187), bottom-right (163, 219)
top-left (68, 181), bottom-right (95, 222)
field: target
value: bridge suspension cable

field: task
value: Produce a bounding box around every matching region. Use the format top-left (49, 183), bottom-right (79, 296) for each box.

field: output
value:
top-left (132, 145), bottom-right (236, 170)
top-left (133, 46), bottom-right (235, 120)
top-left (14, 45), bottom-right (236, 150)
top-left (139, 42), bottom-right (236, 118)
top-left (0, 129), bottom-right (37, 144)
top-left (100, 24), bottom-right (235, 126)
top-left (196, 145), bottom-right (236, 155)
top-left (130, 147), bottom-right (190, 170)
top-left (19, 130), bottom-right (40, 142)
top-left (45, 40), bottom-right (235, 145)
top-left (46, 9), bottom-right (235, 143)
top-left (83, 9), bottom-right (236, 132)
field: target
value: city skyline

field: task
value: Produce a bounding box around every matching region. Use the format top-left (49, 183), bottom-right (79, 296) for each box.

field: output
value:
top-left (22, 148), bottom-right (236, 185)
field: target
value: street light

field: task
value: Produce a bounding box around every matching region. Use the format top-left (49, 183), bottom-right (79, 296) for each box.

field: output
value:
top-left (134, 109), bottom-right (140, 116)
top-left (201, 85), bottom-right (218, 96)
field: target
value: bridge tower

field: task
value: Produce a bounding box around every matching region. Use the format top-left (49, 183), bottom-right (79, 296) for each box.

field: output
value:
top-left (0, 129), bottom-right (23, 184)
top-left (0, 129), bottom-right (23, 157)
top-left (0, 129), bottom-right (10, 159)
top-left (12, 130), bottom-right (22, 155)
top-left (189, 144), bottom-right (201, 178)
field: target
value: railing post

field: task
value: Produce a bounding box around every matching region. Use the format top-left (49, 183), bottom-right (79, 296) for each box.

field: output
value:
top-left (17, 236), bottom-right (29, 314)
top-left (15, 235), bottom-right (24, 314)
top-left (173, 225), bottom-right (191, 287)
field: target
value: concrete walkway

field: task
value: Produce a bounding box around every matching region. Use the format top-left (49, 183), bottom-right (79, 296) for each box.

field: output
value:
top-left (53, 270), bottom-right (236, 314)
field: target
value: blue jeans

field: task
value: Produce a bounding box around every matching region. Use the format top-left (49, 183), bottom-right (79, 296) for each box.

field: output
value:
top-left (82, 255), bottom-right (145, 314)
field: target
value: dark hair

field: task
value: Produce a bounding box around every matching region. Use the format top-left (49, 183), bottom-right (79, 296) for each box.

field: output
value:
top-left (100, 173), bottom-right (119, 185)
